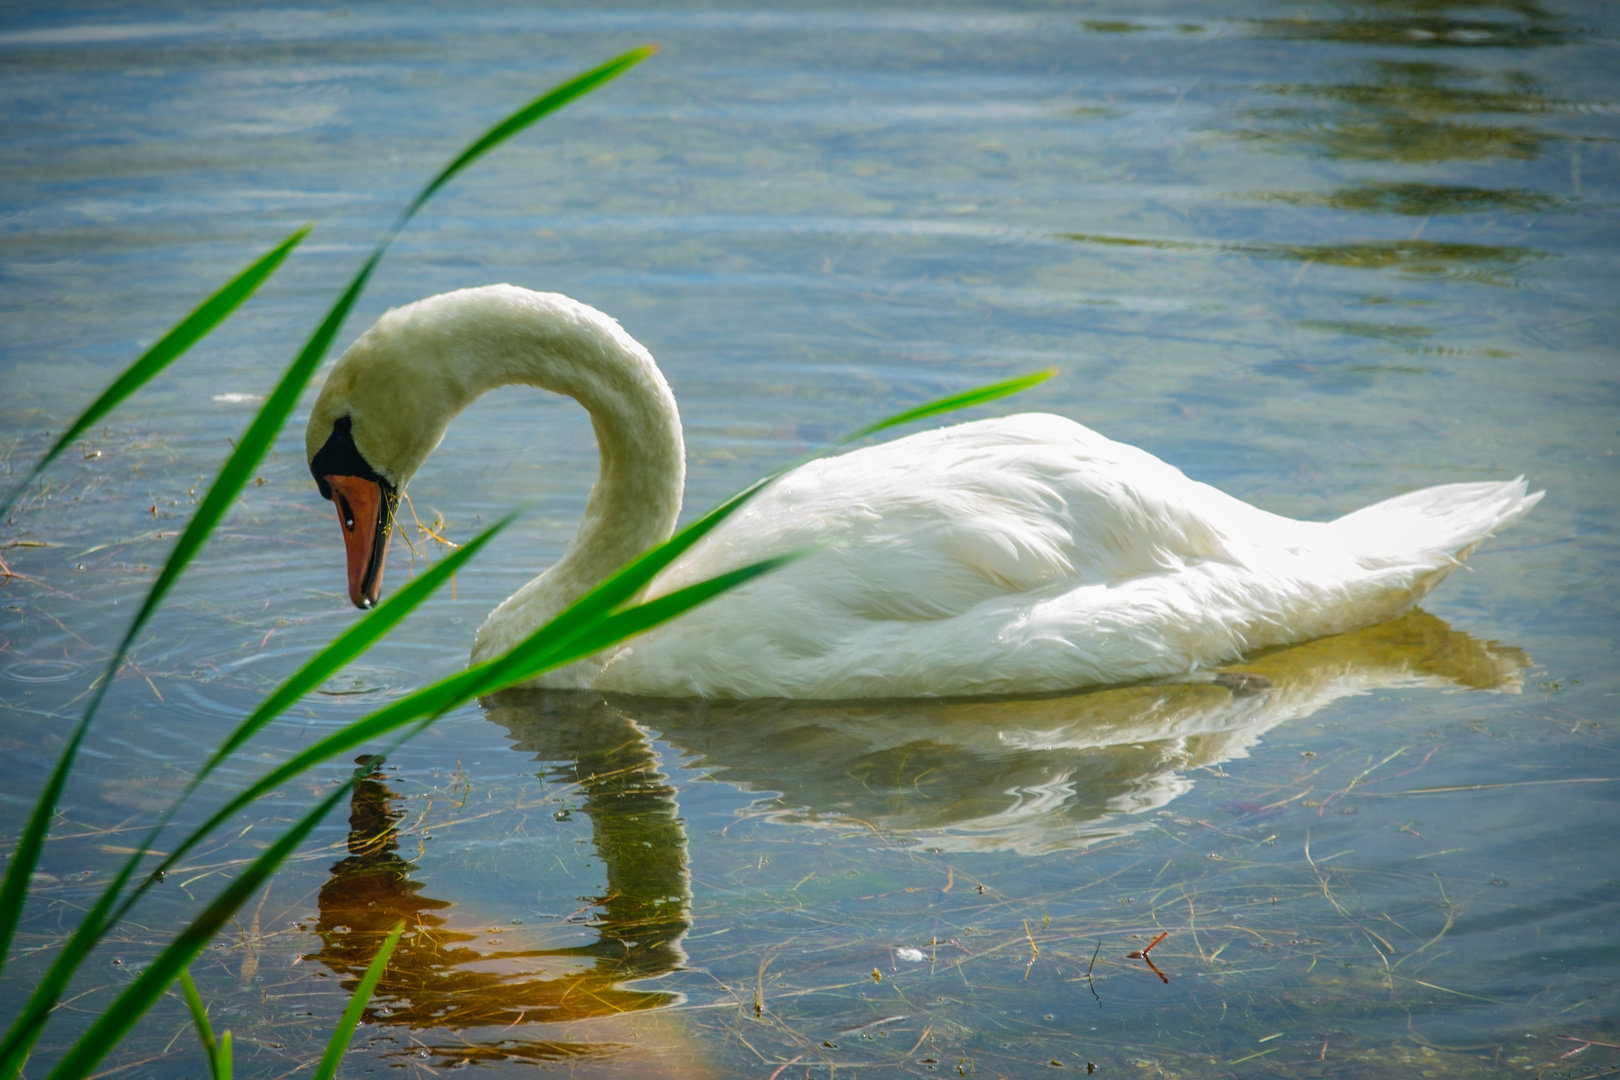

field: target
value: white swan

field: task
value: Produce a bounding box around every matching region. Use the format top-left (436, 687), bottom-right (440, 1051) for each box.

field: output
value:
top-left (305, 284), bottom-right (1541, 700)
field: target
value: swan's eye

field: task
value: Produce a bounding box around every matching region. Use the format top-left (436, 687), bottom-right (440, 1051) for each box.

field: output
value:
top-left (337, 494), bottom-right (355, 531)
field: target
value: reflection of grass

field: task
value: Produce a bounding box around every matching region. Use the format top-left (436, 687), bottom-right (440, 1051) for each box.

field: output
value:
top-left (1266, 62), bottom-right (1563, 115)
top-left (1295, 319), bottom-right (1437, 343)
top-left (1280, 240), bottom-right (1546, 284)
top-left (1259, 182), bottom-right (1564, 216)
top-left (1241, 116), bottom-right (1546, 162)
top-left (1055, 232), bottom-right (1547, 287)
top-left (1241, 61), bottom-right (1566, 162)
top-left (1253, 0), bottom-right (1575, 50)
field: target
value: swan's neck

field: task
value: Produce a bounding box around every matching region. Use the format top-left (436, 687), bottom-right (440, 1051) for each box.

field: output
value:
top-left (397, 290), bottom-right (684, 657)
top-left (529, 348), bottom-right (685, 622)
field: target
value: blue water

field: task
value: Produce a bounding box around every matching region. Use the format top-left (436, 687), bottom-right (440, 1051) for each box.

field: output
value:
top-left (1, 2), bottom-right (1617, 1076)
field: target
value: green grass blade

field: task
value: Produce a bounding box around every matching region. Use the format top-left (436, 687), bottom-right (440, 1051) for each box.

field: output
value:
top-left (0, 833), bottom-right (155, 1077)
top-left (196, 510), bottom-right (516, 778)
top-left (0, 226), bottom-right (310, 516)
top-left (176, 970), bottom-right (220, 1080)
top-left (313, 920), bottom-right (405, 1080)
top-left (501, 552), bottom-right (809, 685)
top-left (41, 779), bottom-right (356, 1080)
top-left (129, 549), bottom-right (803, 895)
top-left (1, 48), bottom-right (658, 974)
top-left (836, 369), bottom-right (1055, 446)
top-left (216, 1030), bottom-right (232, 1080)
top-left (0, 716), bottom-right (92, 985)
top-left (0, 254), bottom-right (384, 992)
top-left (120, 257), bottom-right (382, 667)
top-left (0, 234), bottom-right (320, 982)
top-left (494, 369), bottom-right (1056, 661)
top-left (7, 50), bottom-right (665, 1074)
top-left (13, 551), bottom-right (781, 1079)
top-left (0, 501), bottom-right (494, 1072)
top-left (407, 46), bottom-right (656, 218)
top-left (115, 40), bottom-right (661, 684)
top-left (76, 514), bottom-right (516, 953)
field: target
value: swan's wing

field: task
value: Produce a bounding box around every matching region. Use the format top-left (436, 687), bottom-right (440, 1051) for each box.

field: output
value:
top-left (655, 413), bottom-right (1276, 621)
top-left (600, 415), bottom-right (1310, 696)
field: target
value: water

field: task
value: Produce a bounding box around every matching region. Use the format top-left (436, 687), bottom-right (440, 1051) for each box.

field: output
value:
top-left (1, 1), bottom-right (1616, 1075)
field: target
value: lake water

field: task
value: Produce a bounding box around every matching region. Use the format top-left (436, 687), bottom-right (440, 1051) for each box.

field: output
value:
top-left (1, 1), bottom-right (1617, 1076)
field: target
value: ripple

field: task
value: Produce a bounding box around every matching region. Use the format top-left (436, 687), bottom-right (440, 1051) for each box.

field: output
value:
top-left (315, 665), bottom-right (418, 703)
top-left (2, 659), bottom-right (87, 682)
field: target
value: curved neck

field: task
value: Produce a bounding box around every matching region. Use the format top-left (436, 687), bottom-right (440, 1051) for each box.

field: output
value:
top-left (423, 289), bottom-right (685, 629)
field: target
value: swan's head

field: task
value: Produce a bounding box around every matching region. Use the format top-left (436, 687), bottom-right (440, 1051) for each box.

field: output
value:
top-left (307, 284), bottom-right (683, 611)
top-left (306, 294), bottom-right (474, 608)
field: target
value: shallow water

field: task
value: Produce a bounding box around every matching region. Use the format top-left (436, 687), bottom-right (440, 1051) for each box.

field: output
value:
top-left (1, 1), bottom-right (1617, 1076)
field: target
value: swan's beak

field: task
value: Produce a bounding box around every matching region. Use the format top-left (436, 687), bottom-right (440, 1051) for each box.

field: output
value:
top-left (323, 474), bottom-right (397, 609)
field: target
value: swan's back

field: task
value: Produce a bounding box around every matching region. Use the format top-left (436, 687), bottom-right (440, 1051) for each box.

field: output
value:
top-left (561, 414), bottom-right (1538, 699)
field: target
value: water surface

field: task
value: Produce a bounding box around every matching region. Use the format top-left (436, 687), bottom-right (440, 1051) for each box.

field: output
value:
top-left (1, 1), bottom-right (1617, 1076)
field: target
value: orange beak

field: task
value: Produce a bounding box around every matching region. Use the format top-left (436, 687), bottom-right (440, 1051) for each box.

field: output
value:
top-left (324, 474), bottom-right (395, 609)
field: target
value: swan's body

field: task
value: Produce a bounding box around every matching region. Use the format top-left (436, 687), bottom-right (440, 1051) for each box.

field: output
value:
top-left (306, 285), bottom-right (1540, 700)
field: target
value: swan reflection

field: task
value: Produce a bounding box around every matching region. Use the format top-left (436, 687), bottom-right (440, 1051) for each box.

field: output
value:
top-left (505, 609), bottom-right (1528, 856)
top-left (312, 610), bottom-right (1526, 1057)
top-left (307, 715), bottom-right (691, 1067)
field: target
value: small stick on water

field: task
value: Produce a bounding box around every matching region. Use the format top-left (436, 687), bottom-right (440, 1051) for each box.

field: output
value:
top-left (765, 1053), bottom-right (805, 1080)
top-left (1125, 931), bottom-right (1168, 959)
top-left (1084, 938), bottom-right (1103, 1006)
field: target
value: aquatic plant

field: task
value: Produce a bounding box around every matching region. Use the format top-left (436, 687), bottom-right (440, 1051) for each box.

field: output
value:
top-left (178, 919), bottom-right (403, 1080)
top-left (0, 47), bottom-right (1044, 1078)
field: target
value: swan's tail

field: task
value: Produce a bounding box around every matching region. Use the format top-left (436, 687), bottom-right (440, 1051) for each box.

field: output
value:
top-left (1329, 477), bottom-right (1543, 571)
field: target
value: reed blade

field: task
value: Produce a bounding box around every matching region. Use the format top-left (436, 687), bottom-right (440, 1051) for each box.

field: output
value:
top-left (197, 511), bottom-right (516, 778)
top-left (176, 970), bottom-right (220, 1080)
top-left (518, 368), bottom-right (1055, 659)
top-left (407, 45), bottom-right (656, 217)
top-left (313, 920), bottom-right (405, 1080)
top-left (128, 548), bottom-right (803, 896)
top-left (41, 780), bottom-right (356, 1080)
top-left (0, 253), bottom-right (386, 998)
top-left (837, 369), bottom-right (1055, 446)
top-left (0, 829), bottom-right (156, 1077)
top-left (496, 552), bottom-right (809, 688)
top-left (0, 45), bottom-right (649, 1012)
top-left (0, 226), bottom-right (309, 516)
top-left (0, 501), bottom-right (493, 1072)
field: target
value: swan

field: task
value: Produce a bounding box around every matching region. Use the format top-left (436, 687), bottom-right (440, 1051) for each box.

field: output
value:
top-left (305, 284), bottom-right (1541, 699)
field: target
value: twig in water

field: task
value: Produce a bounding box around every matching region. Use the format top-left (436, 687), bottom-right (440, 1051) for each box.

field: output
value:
top-left (1125, 931), bottom-right (1168, 960)
top-left (765, 1053), bottom-right (805, 1080)
top-left (1121, 930), bottom-right (1170, 983)
top-left (1083, 938), bottom-right (1103, 1006)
